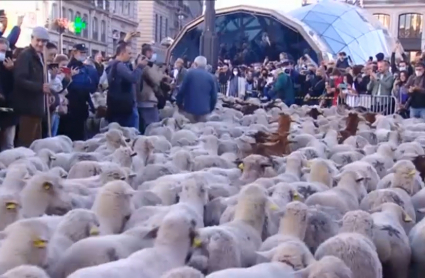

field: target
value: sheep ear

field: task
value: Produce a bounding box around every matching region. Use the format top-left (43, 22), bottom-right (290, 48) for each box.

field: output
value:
top-left (145, 226), bottom-right (159, 238)
top-left (417, 208), bottom-right (425, 213)
top-left (355, 177), bottom-right (364, 183)
top-left (369, 205), bottom-right (383, 214)
top-left (255, 249), bottom-right (275, 261)
top-left (301, 167), bottom-right (310, 174)
top-left (402, 210), bottom-right (413, 222)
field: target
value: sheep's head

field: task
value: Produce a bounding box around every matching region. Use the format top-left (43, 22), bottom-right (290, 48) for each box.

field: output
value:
top-left (2, 219), bottom-right (50, 263)
top-left (22, 173), bottom-right (72, 217)
top-left (155, 209), bottom-right (197, 247)
top-left (388, 160), bottom-right (417, 182)
top-left (369, 202), bottom-right (413, 223)
top-left (56, 209), bottom-right (101, 241)
top-left (112, 146), bottom-right (137, 167)
top-left (100, 167), bottom-right (127, 183)
top-left (105, 129), bottom-right (128, 149)
top-left (281, 201), bottom-right (308, 222)
top-left (0, 194), bottom-right (21, 230)
top-left (240, 155), bottom-right (275, 181)
top-left (340, 210), bottom-right (374, 238)
top-left (179, 179), bottom-right (209, 205)
top-left (334, 170), bottom-right (367, 201)
top-left (132, 137), bottom-right (155, 156)
top-left (377, 142), bottom-right (396, 159)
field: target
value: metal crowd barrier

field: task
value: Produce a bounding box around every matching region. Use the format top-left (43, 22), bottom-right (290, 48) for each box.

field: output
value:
top-left (217, 83), bottom-right (398, 115)
top-left (338, 94), bottom-right (397, 115)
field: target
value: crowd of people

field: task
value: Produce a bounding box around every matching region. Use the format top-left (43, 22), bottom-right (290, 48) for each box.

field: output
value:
top-left (214, 44), bottom-right (425, 119)
top-left (2, 13), bottom-right (425, 152)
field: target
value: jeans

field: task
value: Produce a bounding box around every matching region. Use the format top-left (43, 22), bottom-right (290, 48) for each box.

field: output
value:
top-left (131, 106), bottom-right (139, 130)
top-left (138, 107), bottom-right (159, 134)
top-left (51, 113), bottom-right (60, 137)
top-left (410, 107), bottom-right (425, 120)
top-left (0, 125), bottom-right (16, 151)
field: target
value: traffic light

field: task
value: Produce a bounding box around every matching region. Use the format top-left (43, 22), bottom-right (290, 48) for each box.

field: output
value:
top-left (74, 16), bottom-right (86, 34)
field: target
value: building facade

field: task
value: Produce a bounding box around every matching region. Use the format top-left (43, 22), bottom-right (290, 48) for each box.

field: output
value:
top-left (362, 0), bottom-right (425, 58)
top-left (1, 0), bottom-right (138, 57)
top-left (136, 0), bottom-right (202, 61)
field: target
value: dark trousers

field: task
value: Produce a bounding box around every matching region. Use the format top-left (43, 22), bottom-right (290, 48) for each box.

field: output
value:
top-left (18, 116), bottom-right (42, 147)
top-left (58, 115), bottom-right (86, 141)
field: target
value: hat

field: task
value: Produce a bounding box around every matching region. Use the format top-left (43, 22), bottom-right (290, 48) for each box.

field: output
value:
top-left (31, 26), bottom-right (49, 41)
top-left (375, 52), bottom-right (384, 62)
top-left (73, 43), bottom-right (87, 52)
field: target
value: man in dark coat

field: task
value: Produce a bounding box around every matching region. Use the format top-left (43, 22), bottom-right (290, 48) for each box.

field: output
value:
top-left (12, 26), bottom-right (51, 147)
top-left (0, 37), bottom-right (17, 150)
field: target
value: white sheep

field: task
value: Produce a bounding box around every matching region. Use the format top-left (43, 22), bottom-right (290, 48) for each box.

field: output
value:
top-left (161, 266), bottom-right (204, 278)
top-left (1, 265), bottom-right (50, 278)
top-left (369, 202), bottom-right (411, 278)
top-left (50, 225), bottom-right (158, 277)
top-left (20, 173), bottom-right (72, 218)
top-left (305, 170), bottom-right (367, 215)
top-left (189, 184), bottom-right (271, 273)
top-left (67, 208), bottom-right (198, 278)
top-left (315, 210), bottom-right (382, 278)
top-left (0, 219), bottom-right (50, 274)
top-left (292, 256), bottom-right (353, 278)
top-left (0, 147), bottom-right (35, 167)
top-left (44, 209), bottom-right (100, 273)
top-left (0, 193), bottom-right (21, 231)
top-left (91, 180), bottom-right (135, 235)
top-left (361, 142), bottom-right (396, 178)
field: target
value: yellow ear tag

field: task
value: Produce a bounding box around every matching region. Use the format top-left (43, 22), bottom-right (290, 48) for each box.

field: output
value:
top-left (5, 202), bottom-right (17, 210)
top-left (43, 182), bottom-right (51, 190)
top-left (306, 161), bottom-right (312, 168)
top-left (192, 237), bottom-right (202, 248)
top-left (408, 170), bottom-right (417, 177)
top-left (404, 214), bottom-right (413, 223)
top-left (33, 239), bottom-right (47, 248)
top-left (293, 192), bottom-right (300, 201)
top-left (89, 226), bottom-right (99, 236)
top-left (269, 203), bottom-right (279, 211)
top-left (238, 163), bottom-right (244, 170)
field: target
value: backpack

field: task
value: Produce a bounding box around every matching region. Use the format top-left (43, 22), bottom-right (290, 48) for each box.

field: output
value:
top-left (106, 62), bottom-right (134, 117)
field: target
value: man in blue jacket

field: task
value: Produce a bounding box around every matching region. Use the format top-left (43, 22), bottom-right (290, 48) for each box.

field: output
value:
top-left (176, 56), bottom-right (217, 123)
top-left (58, 44), bottom-right (99, 140)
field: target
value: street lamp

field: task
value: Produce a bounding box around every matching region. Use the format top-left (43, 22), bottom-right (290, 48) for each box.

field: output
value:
top-left (200, 0), bottom-right (217, 71)
top-left (178, 12), bottom-right (184, 31)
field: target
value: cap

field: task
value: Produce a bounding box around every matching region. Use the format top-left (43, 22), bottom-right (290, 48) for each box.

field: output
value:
top-left (375, 52), bottom-right (384, 62)
top-left (73, 43), bottom-right (87, 52)
top-left (31, 26), bottom-right (49, 41)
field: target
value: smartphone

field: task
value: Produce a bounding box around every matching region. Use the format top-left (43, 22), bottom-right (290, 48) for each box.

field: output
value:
top-left (5, 50), bottom-right (12, 59)
top-left (61, 67), bottom-right (71, 74)
top-left (48, 63), bottom-right (59, 70)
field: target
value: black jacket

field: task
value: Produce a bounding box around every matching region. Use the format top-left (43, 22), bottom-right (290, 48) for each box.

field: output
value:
top-left (12, 45), bottom-right (45, 117)
top-left (0, 63), bottom-right (18, 128)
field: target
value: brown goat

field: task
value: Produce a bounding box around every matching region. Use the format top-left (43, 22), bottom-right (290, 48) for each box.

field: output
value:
top-left (251, 133), bottom-right (292, 156)
top-left (338, 112), bottom-right (362, 144)
top-left (362, 112), bottom-right (377, 126)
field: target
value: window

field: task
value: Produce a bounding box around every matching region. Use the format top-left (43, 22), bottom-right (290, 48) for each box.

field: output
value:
top-left (83, 14), bottom-right (89, 38)
top-left (93, 17), bottom-right (99, 40)
top-left (62, 7), bottom-right (66, 18)
top-left (155, 14), bottom-right (159, 42)
top-left (51, 3), bottom-right (58, 20)
top-left (159, 16), bottom-right (163, 41)
top-left (398, 13), bottom-right (423, 39)
top-left (68, 9), bottom-right (74, 21)
top-left (165, 18), bottom-right (168, 37)
top-left (373, 13), bottom-right (390, 29)
top-left (101, 20), bottom-right (106, 42)
top-left (171, 12), bottom-right (318, 64)
top-left (75, 12), bottom-right (82, 36)
top-left (127, 2), bottom-right (131, 15)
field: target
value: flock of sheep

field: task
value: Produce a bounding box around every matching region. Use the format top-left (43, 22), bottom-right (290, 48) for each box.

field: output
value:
top-left (0, 94), bottom-right (425, 278)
